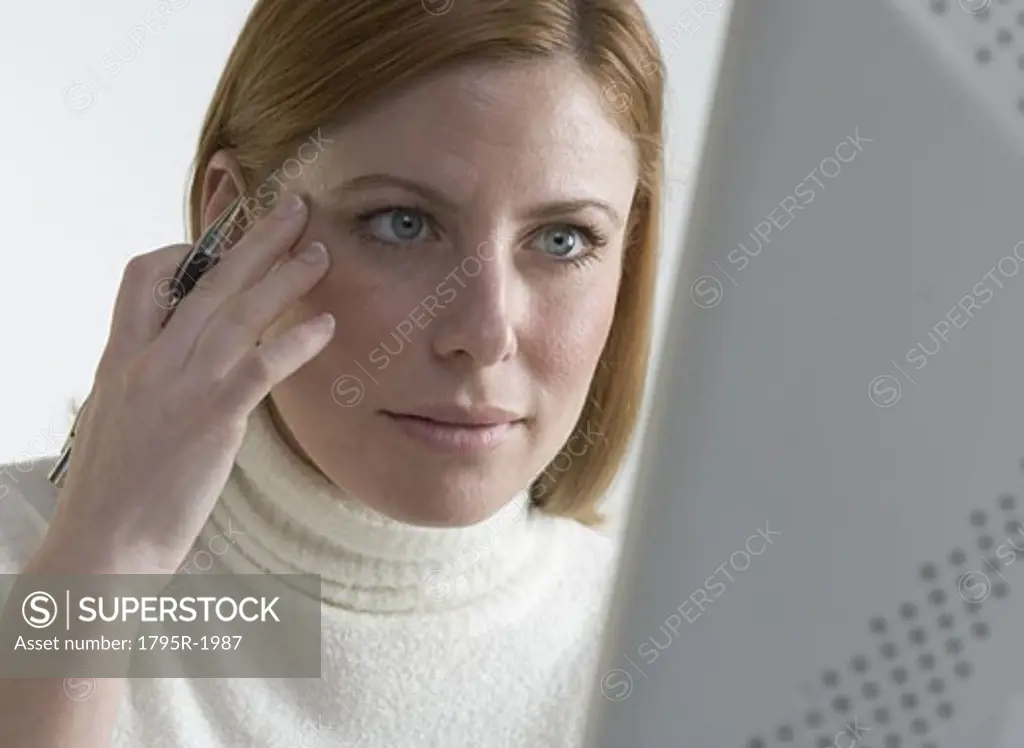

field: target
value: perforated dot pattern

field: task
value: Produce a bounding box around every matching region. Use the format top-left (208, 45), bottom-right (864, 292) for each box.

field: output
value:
top-left (743, 479), bottom-right (1021, 747)
top-left (933, 0), bottom-right (1024, 117)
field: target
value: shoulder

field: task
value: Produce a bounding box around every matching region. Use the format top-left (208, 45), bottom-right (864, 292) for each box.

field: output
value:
top-left (0, 456), bottom-right (60, 572)
top-left (544, 515), bottom-right (622, 611)
top-left (554, 516), bottom-right (619, 571)
top-left (525, 519), bottom-right (621, 739)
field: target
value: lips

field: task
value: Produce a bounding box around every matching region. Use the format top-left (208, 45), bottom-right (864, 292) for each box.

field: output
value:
top-left (381, 410), bottom-right (523, 454)
top-left (383, 404), bottom-right (525, 427)
top-left (391, 413), bottom-right (508, 428)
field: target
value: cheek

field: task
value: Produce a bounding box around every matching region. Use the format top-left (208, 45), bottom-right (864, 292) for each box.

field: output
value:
top-left (529, 266), bottom-right (620, 387)
top-left (296, 233), bottom-right (443, 377)
top-left (307, 256), bottom-right (417, 356)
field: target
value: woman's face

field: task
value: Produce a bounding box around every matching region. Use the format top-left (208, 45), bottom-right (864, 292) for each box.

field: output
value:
top-left (215, 58), bottom-right (638, 526)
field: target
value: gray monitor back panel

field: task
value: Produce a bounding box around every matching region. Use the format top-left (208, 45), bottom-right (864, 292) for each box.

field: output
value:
top-left (587, 0), bottom-right (1024, 746)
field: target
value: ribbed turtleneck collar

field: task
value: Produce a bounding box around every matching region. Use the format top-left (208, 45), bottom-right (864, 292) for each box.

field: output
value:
top-left (201, 398), bottom-right (546, 615)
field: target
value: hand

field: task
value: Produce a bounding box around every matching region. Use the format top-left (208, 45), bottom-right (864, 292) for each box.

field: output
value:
top-left (40, 193), bottom-right (332, 576)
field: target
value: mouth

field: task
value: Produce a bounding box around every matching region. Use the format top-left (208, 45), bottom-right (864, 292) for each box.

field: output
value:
top-left (383, 412), bottom-right (524, 427)
top-left (380, 410), bottom-right (525, 454)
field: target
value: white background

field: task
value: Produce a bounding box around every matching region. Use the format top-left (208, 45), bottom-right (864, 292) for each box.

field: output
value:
top-left (0, 0), bottom-right (732, 531)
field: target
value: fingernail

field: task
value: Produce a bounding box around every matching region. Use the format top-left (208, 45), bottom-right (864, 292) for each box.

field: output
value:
top-left (297, 241), bottom-right (328, 263)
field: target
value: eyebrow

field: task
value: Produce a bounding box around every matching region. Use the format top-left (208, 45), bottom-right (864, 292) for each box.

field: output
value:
top-left (326, 173), bottom-right (623, 226)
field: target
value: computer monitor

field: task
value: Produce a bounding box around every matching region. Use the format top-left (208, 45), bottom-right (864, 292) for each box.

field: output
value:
top-left (587, 0), bottom-right (1024, 746)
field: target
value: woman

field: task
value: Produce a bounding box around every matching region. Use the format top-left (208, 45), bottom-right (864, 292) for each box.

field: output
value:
top-left (0, 0), bottom-right (664, 745)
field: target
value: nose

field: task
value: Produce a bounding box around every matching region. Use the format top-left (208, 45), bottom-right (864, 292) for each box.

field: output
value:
top-left (431, 240), bottom-right (518, 367)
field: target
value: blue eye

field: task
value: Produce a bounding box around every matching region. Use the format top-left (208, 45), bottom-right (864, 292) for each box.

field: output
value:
top-left (538, 226), bottom-right (584, 258)
top-left (362, 208), bottom-right (430, 244)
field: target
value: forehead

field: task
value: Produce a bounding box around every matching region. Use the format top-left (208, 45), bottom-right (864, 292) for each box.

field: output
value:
top-left (306, 59), bottom-right (638, 203)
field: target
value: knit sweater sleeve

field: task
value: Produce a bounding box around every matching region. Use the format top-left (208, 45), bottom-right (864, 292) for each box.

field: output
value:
top-left (0, 458), bottom-right (59, 574)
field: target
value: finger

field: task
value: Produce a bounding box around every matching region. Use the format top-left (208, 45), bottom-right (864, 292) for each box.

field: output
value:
top-left (101, 243), bottom-right (194, 367)
top-left (156, 194), bottom-right (310, 364)
top-left (215, 311), bottom-right (336, 417)
top-left (189, 240), bottom-right (331, 376)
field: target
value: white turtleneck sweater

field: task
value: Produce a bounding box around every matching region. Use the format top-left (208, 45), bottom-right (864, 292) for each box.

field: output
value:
top-left (0, 399), bottom-right (620, 747)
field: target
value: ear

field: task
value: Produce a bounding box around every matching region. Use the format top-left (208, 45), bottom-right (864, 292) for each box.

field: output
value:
top-left (199, 150), bottom-right (249, 244)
